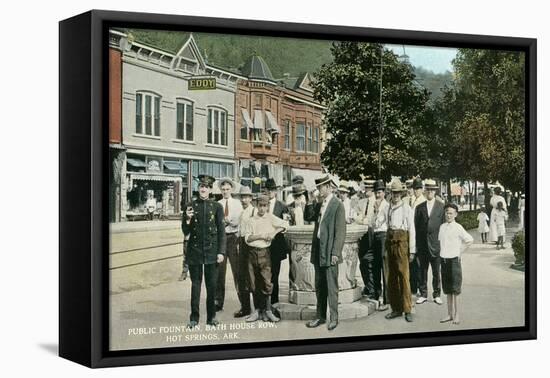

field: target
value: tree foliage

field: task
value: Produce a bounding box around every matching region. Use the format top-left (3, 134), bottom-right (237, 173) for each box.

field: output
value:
top-left (313, 42), bottom-right (430, 181)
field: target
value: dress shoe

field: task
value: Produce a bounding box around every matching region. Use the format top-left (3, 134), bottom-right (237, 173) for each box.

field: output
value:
top-left (416, 296), bottom-right (427, 304)
top-left (187, 320), bottom-right (198, 329)
top-left (233, 309), bottom-right (251, 318)
top-left (385, 311), bottom-right (402, 319)
top-left (207, 318), bottom-right (220, 327)
top-left (306, 318), bottom-right (326, 328)
top-left (245, 310), bottom-right (260, 322)
top-left (405, 313), bottom-right (414, 322)
top-left (327, 320), bottom-right (338, 331)
top-left (378, 304), bottom-right (389, 311)
top-left (434, 297), bottom-right (443, 305)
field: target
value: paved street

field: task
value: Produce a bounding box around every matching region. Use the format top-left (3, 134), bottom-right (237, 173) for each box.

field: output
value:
top-left (109, 221), bottom-right (524, 351)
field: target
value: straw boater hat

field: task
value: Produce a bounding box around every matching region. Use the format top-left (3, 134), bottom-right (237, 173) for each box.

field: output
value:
top-left (363, 179), bottom-right (375, 190)
top-left (197, 174), bottom-right (215, 188)
top-left (390, 179), bottom-right (405, 192)
top-left (374, 179), bottom-right (386, 192)
top-left (405, 179), bottom-right (414, 189)
top-left (412, 177), bottom-right (424, 190)
top-left (239, 185), bottom-right (253, 197)
top-left (424, 179), bottom-right (438, 190)
top-left (218, 177), bottom-right (235, 188)
top-left (338, 183), bottom-right (350, 193)
top-left (315, 174), bottom-right (335, 187)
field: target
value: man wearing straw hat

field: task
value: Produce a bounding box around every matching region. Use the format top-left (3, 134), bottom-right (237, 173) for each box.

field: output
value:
top-left (215, 177), bottom-right (243, 313)
top-left (235, 185), bottom-right (255, 318)
top-left (385, 179), bottom-right (416, 322)
top-left (357, 179), bottom-right (376, 298)
top-left (304, 174), bottom-right (346, 331)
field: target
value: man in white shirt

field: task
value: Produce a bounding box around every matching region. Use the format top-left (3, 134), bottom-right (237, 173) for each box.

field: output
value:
top-left (372, 180), bottom-right (389, 309)
top-left (438, 203), bottom-right (473, 325)
top-left (236, 185), bottom-right (255, 318)
top-left (215, 178), bottom-right (243, 314)
top-left (385, 179), bottom-right (416, 322)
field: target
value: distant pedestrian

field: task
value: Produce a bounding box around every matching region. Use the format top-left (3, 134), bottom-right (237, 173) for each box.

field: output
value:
top-left (493, 202), bottom-right (508, 250)
top-left (477, 206), bottom-right (490, 243)
top-left (438, 203), bottom-right (473, 325)
top-left (488, 187), bottom-right (507, 243)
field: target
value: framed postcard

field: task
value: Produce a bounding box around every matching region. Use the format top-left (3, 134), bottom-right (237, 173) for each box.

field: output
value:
top-left (59, 9), bottom-right (536, 368)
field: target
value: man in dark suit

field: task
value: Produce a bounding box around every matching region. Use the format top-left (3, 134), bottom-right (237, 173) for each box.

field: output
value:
top-left (414, 179), bottom-right (445, 305)
top-left (304, 174), bottom-right (346, 331)
top-left (181, 175), bottom-right (226, 328)
top-left (264, 178), bottom-right (290, 306)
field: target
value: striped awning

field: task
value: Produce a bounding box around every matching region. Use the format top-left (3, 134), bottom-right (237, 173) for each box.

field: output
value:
top-left (126, 158), bottom-right (147, 168)
top-left (265, 111), bottom-right (280, 133)
top-left (241, 108), bottom-right (254, 129)
top-left (129, 173), bottom-right (182, 183)
top-left (163, 161), bottom-right (186, 171)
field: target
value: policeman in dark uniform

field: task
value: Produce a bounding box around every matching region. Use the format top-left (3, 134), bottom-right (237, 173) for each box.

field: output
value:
top-left (182, 175), bottom-right (226, 328)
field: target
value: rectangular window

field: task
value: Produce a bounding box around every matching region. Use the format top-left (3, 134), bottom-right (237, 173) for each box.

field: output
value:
top-left (154, 97), bottom-right (160, 136)
top-left (207, 109), bottom-right (213, 144)
top-left (145, 95), bottom-right (152, 135)
top-left (176, 102), bottom-right (194, 141)
top-left (135, 92), bottom-right (161, 137)
top-left (207, 108), bottom-right (227, 146)
top-left (314, 127), bottom-right (319, 153)
top-left (135, 94), bottom-right (143, 134)
top-left (307, 125), bottom-right (313, 152)
top-left (284, 120), bottom-right (290, 150)
top-left (296, 123), bottom-right (305, 152)
top-left (185, 103), bottom-right (193, 141)
top-left (241, 122), bottom-right (248, 140)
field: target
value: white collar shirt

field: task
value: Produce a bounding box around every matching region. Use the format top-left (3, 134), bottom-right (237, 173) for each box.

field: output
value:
top-left (438, 221), bottom-right (473, 258)
top-left (317, 193), bottom-right (333, 238)
top-left (218, 196), bottom-right (243, 234)
top-left (426, 198), bottom-right (436, 217)
top-left (388, 201), bottom-right (416, 254)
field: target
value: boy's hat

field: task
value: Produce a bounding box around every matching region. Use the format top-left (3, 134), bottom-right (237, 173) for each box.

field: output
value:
top-left (390, 179), bottom-right (405, 192)
top-left (239, 185), bottom-right (253, 197)
top-left (198, 174), bottom-right (215, 188)
top-left (257, 194), bottom-right (270, 205)
top-left (218, 177), bottom-right (234, 188)
top-left (424, 179), bottom-right (438, 190)
top-left (374, 179), bottom-right (386, 192)
top-left (444, 202), bottom-right (459, 212)
top-left (412, 178), bottom-right (424, 190)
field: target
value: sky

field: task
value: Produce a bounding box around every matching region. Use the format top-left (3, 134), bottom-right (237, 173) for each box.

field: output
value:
top-left (387, 44), bottom-right (457, 74)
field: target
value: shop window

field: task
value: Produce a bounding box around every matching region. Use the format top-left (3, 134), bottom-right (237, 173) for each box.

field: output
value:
top-left (135, 91), bottom-right (161, 137)
top-left (296, 122), bottom-right (305, 152)
top-left (207, 107), bottom-right (228, 146)
top-left (176, 100), bottom-right (194, 141)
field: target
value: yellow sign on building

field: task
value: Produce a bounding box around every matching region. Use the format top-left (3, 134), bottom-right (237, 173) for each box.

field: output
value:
top-left (188, 77), bottom-right (217, 90)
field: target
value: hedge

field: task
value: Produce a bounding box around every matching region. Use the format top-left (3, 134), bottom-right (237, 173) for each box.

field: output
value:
top-left (456, 209), bottom-right (480, 230)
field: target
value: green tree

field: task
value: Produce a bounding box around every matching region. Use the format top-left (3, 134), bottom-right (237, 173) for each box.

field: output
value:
top-left (313, 42), bottom-right (430, 181)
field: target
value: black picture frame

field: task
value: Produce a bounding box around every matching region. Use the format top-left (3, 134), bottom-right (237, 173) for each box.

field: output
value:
top-left (59, 9), bottom-right (537, 368)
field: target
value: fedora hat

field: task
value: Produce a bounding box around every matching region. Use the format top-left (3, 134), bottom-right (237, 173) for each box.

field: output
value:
top-left (374, 179), bottom-right (386, 192)
top-left (292, 183), bottom-right (307, 196)
top-left (338, 184), bottom-right (350, 193)
top-left (264, 178), bottom-right (279, 191)
top-left (412, 178), bottom-right (424, 190)
top-left (292, 175), bottom-right (304, 185)
top-left (218, 177), bottom-right (235, 188)
top-left (390, 179), bottom-right (405, 192)
top-left (363, 179), bottom-right (375, 189)
top-left (239, 185), bottom-right (253, 197)
top-left (424, 179), bottom-right (438, 190)
top-left (315, 174), bottom-right (335, 187)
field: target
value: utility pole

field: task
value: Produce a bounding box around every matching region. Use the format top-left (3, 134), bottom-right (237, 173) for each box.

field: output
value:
top-left (378, 45), bottom-right (385, 177)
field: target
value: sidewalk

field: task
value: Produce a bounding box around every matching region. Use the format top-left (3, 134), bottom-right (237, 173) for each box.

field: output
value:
top-left (109, 224), bottom-right (524, 351)
top-left (110, 220), bottom-right (181, 234)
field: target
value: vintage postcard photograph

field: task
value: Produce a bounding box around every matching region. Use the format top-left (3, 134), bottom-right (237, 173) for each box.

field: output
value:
top-left (108, 27), bottom-right (527, 351)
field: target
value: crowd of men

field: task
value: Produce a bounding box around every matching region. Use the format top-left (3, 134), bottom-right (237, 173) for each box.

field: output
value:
top-left (180, 173), bottom-right (474, 330)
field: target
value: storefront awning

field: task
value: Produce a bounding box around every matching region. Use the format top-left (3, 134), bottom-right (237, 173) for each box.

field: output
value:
top-left (291, 168), bottom-right (323, 191)
top-left (253, 110), bottom-right (264, 130)
top-left (129, 173), bottom-right (183, 183)
top-left (265, 111), bottom-right (281, 133)
top-left (127, 158), bottom-right (147, 168)
top-left (163, 161), bottom-right (186, 171)
top-left (241, 108), bottom-right (254, 129)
